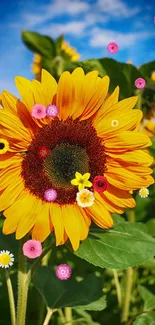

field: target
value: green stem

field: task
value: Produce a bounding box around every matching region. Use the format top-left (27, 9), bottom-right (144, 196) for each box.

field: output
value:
top-left (58, 309), bottom-right (66, 323)
top-left (64, 307), bottom-right (72, 325)
top-left (17, 238), bottom-right (30, 325)
top-left (38, 251), bottom-right (52, 325)
top-left (121, 209), bottom-right (135, 323)
top-left (43, 308), bottom-right (53, 325)
top-left (112, 269), bottom-right (122, 308)
top-left (121, 267), bottom-right (134, 323)
top-left (5, 270), bottom-right (16, 325)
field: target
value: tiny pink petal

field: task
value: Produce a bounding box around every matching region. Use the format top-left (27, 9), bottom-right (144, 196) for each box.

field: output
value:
top-left (46, 105), bottom-right (59, 117)
top-left (107, 42), bottom-right (119, 54)
top-left (23, 240), bottom-right (42, 259)
top-left (135, 78), bottom-right (146, 89)
top-left (56, 264), bottom-right (72, 280)
top-left (32, 104), bottom-right (47, 119)
top-left (44, 189), bottom-right (57, 202)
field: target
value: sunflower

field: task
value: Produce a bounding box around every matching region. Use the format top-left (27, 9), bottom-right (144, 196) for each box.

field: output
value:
top-left (0, 68), bottom-right (154, 251)
top-left (61, 40), bottom-right (80, 61)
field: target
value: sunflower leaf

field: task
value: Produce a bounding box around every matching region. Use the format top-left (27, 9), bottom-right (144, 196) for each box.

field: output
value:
top-left (133, 313), bottom-right (155, 325)
top-left (73, 223), bottom-right (155, 269)
top-left (22, 30), bottom-right (56, 58)
top-left (138, 285), bottom-right (155, 311)
top-left (32, 266), bottom-right (105, 309)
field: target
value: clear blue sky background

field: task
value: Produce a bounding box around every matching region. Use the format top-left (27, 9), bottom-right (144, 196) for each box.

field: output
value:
top-left (0, 0), bottom-right (155, 96)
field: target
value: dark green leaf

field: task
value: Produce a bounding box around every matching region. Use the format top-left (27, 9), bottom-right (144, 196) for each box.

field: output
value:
top-left (98, 58), bottom-right (130, 99)
top-left (22, 30), bottom-right (56, 58)
top-left (139, 61), bottom-right (155, 78)
top-left (133, 313), bottom-right (155, 325)
top-left (33, 266), bottom-right (104, 309)
top-left (119, 63), bottom-right (143, 95)
top-left (139, 285), bottom-right (155, 311)
top-left (73, 223), bottom-right (155, 269)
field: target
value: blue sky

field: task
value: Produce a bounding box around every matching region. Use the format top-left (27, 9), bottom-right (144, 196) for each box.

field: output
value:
top-left (0, 0), bottom-right (155, 96)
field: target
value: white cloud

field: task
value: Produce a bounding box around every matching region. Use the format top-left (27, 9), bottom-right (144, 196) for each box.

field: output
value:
top-left (97, 0), bottom-right (140, 17)
top-left (40, 21), bottom-right (88, 36)
top-left (22, 0), bottom-right (90, 28)
top-left (90, 28), bottom-right (154, 49)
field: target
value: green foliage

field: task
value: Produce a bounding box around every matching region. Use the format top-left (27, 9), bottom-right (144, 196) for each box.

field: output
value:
top-left (133, 313), bottom-right (155, 325)
top-left (73, 223), bottom-right (155, 269)
top-left (138, 285), bottom-right (155, 311)
top-left (33, 266), bottom-right (106, 310)
top-left (22, 30), bottom-right (56, 58)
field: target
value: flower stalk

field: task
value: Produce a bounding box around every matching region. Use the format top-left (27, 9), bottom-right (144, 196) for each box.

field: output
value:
top-left (5, 270), bottom-right (16, 325)
top-left (16, 238), bottom-right (30, 325)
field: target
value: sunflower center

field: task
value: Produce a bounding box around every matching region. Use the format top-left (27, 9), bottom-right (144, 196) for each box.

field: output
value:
top-left (21, 117), bottom-right (106, 205)
top-left (0, 143), bottom-right (5, 150)
top-left (44, 142), bottom-right (89, 189)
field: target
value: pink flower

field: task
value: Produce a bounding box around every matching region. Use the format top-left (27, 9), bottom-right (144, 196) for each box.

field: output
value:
top-left (135, 78), bottom-right (146, 89)
top-left (56, 264), bottom-right (72, 280)
top-left (32, 104), bottom-right (46, 119)
top-left (44, 189), bottom-right (57, 202)
top-left (23, 240), bottom-right (42, 259)
top-left (107, 42), bottom-right (119, 54)
top-left (93, 176), bottom-right (108, 192)
top-left (46, 105), bottom-right (59, 118)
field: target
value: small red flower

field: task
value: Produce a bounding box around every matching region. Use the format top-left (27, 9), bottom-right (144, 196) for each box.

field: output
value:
top-left (93, 176), bottom-right (108, 192)
top-left (38, 146), bottom-right (50, 159)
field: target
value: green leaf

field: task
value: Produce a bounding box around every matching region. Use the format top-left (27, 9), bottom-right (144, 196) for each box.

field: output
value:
top-left (22, 30), bottom-right (56, 58)
top-left (33, 266), bottom-right (104, 309)
top-left (73, 223), bottom-right (155, 269)
top-left (138, 285), bottom-right (155, 311)
top-left (149, 140), bottom-right (155, 158)
top-left (134, 194), bottom-right (152, 221)
top-left (76, 296), bottom-right (106, 311)
top-left (55, 34), bottom-right (64, 54)
top-left (119, 63), bottom-right (143, 96)
top-left (98, 58), bottom-right (130, 99)
top-left (133, 313), bottom-right (155, 325)
top-left (80, 59), bottom-right (107, 77)
top-left (112, 214), bottom-right (126, 225)
top-left (74, 309), bottom-right (101, 325)
top-left (139, 61), bottom-right (155, 78)
top-left (0, 229), bottom-right (18, 255)
top-left (146, 219), bottom-right (155, 237)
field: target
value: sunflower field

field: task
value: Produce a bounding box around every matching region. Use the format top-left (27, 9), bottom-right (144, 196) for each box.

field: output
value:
top-left (0, 30), bottom-right (155, 325)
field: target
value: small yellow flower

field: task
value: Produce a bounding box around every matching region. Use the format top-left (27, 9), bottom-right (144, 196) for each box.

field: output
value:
top-left (0, 250), bottom-right (14, 268)
top-left (76, 189), bottom-right (95, 207)
top-left (0, 138), bottom-right (9, 154)
top-left (71, 172), bottom-right (92, 190)
top-left (139, 188), bottom-right (149, 198)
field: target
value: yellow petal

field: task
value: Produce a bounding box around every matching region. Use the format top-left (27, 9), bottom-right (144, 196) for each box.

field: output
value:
top-left (105, 131), bottom-right (152, 151)
top-left (0, 177), bottom-right (24, 211)
top-left (50, 204), bottom-right (64, 246)
top-left (32, 203), bottom-right (52, 242)
top-left (71, 179), bottom-right (79, 186)
top-left (83, 173), bottom-right (90, 180)
top-left (75, 171), bottom-right (82, 181)
top-left (62, 204), bottom-right (89, 251)
top-left (56, 71), bottom-right (74, 121)
top-left (41, 69), bottom-right (57, 104)
top-left (85, 180), bottom-right (92, 188)
top-left (85, 192), bottom-right (113, 228)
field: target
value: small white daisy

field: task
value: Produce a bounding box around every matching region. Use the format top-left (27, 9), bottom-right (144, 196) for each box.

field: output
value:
top-left (139, 188), bottom-right (149, 198)
top-left (76, 189), bottom-right (95, 207)
top-left (111, 120), bottom-right (119, 127)
top-left (0, 250), bottom-right (14, 268)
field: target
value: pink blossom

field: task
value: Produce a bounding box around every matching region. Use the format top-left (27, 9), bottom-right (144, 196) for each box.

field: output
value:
top-left (32, 104), bottom-right (46, 119)
top-left (44, 189), bottom-right (57, 202)
top-left (23, 240), bottom-right (42, 259)
top-left (135, 78), bottom-right (146, 89)
top-left (46, 105), bottom-right (59, 117)
top-left (56, 264), bottom-right (72, 280)
top-left (107, 42), bottom-right (119, 54)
